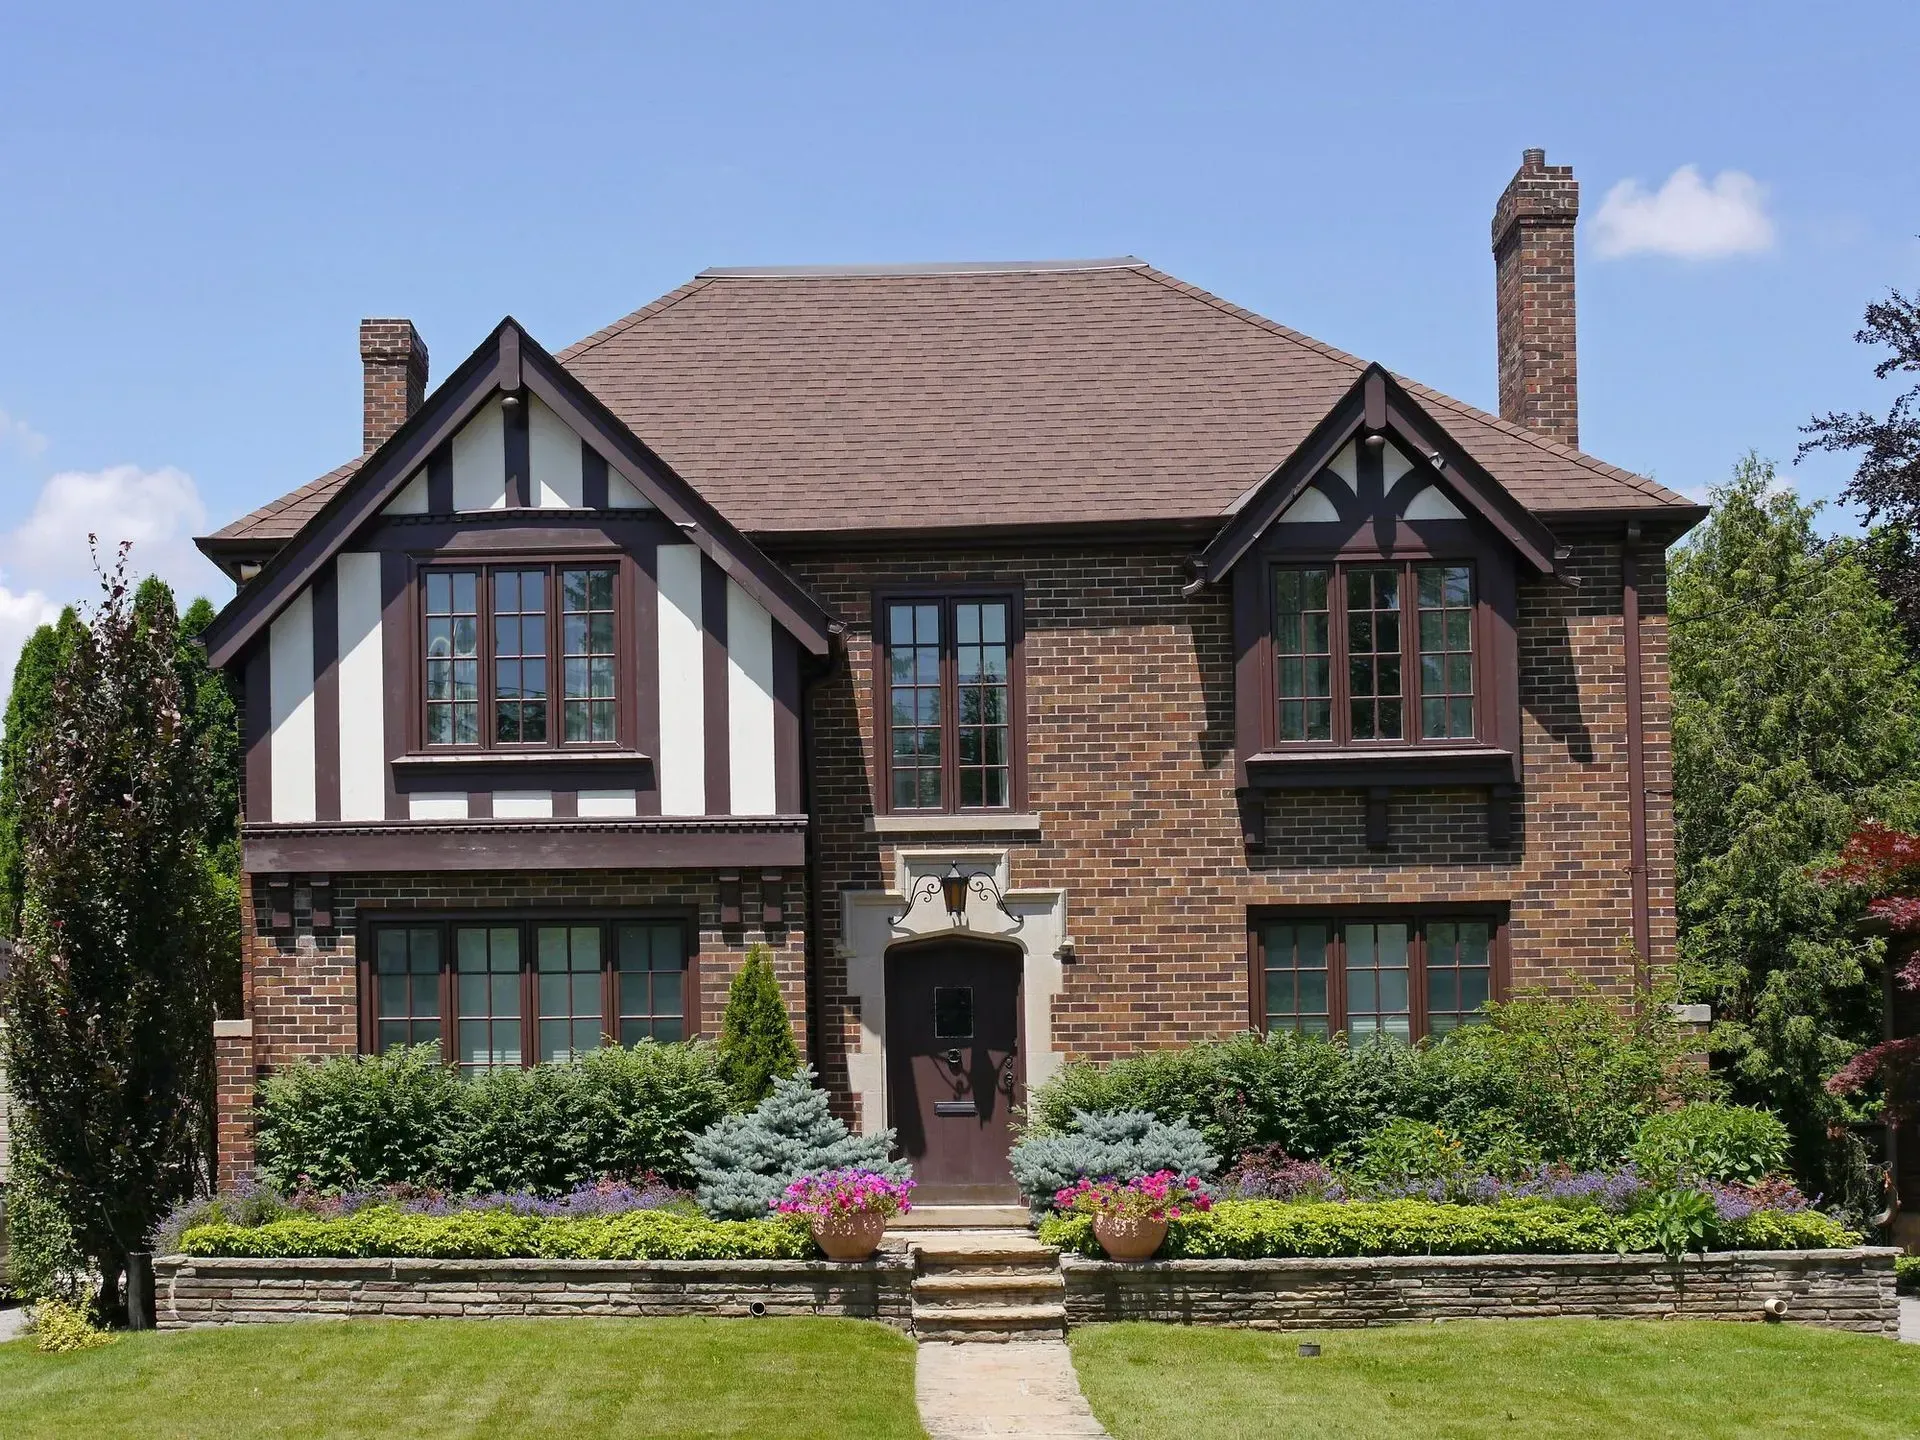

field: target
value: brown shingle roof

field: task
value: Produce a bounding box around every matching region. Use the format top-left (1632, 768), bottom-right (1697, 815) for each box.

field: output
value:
top-left (208, 259), bottom-right (1691, 546)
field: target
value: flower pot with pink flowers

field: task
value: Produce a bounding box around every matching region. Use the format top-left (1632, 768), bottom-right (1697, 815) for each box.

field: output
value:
top-left (776, 1168), bottom-right (917, 1261)
top-left (1055, 1171), bottom-right (1212, 1261)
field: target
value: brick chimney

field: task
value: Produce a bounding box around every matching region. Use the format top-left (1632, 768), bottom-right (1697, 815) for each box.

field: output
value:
top-left (1491, 148), bottom-right (1579, 449)
top-left (359, 318), bottom-right (429, 453)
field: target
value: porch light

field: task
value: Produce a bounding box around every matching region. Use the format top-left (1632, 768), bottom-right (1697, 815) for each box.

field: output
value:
top-left (940, 863), bottom-right (969, 921)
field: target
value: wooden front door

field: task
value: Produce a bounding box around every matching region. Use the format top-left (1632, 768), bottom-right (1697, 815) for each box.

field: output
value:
top-left (885, 939), bottom-right (1024, 1204)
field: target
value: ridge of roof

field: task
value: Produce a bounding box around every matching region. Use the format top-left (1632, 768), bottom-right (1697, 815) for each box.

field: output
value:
top-left (697, 257), bottom-right (1147, 279)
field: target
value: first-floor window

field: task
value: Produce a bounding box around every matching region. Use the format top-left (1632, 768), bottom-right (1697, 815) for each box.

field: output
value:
top-left (1253, 913), bottom-right (1498, 1042)
top-left (368, 915), bottom-right (692, 1071)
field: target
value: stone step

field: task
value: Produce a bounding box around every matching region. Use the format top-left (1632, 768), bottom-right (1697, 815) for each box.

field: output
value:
top-left (911, 1302), bottom-right (1068, 1343)
top-left (913, 1241), bottom-right (1060, 1275)
top-left (913, 1272), bottom-right (1066, 1309)
top-left (892, 1205), bottom-right (1033, 1231)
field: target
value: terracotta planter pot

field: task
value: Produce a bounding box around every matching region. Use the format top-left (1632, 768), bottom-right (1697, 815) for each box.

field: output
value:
top-left (1093, 1212), bottom-right (1168, 1261)
top-left (811, 1209), bottom-right (889, 1261)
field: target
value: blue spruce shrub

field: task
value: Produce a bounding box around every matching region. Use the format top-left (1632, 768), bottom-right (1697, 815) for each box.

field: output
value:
top-left (689, 1069), bottom-right (908, 1219)
top-left (1009, 1109), bottom-right (1219, 1209)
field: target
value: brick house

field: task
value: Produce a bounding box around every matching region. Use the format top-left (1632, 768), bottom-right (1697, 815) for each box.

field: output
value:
top-left (196, 150), bottom-right (1702, 1202)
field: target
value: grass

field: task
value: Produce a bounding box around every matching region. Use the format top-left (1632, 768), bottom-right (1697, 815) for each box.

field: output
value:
top-left (1070, 1319), bottom-right (1920, 1440)
top-left (0, 1316), bottom-right (926, 1439)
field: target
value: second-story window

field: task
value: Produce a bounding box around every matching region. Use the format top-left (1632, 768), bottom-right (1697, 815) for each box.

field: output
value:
top-left (1272, 561), bottom-right (1477, 747)
top-left (879, 593), bottom-right (1020, 813)
top-left (423, 563), bottom-right (619, 750)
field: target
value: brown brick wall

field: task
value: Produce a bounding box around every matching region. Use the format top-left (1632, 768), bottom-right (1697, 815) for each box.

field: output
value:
top-left (1492, 149), bottom-right (1580, 449)
top-left (220, 868), bottom-right (808, 1178)
top-left (359, 318), bottom-right (428, 454)
top-left (789, 538), bottom-right (1671, 1105)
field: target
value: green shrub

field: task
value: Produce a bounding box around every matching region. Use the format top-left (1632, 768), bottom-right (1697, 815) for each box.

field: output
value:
top-left (689, 1070), bottom-right (904, 1220)
top-left (1025, 991), bottom-right (1718, 1173)
top-left (1036, 1197), bottom-right (1858, 1260)
top-left (717, 945), bottom-right (801, 1108)
top-left (1896, 1255), bottom-right (1920, 1295)
top-left (28, 1297), bottom-right (114, 1353)
top-left (2, 1134), bottom-right (87, 1304)
top-left (254, 1041), bottom-right (730, 1193)
top-left (1629, 1103), bottom-right (1791, 1186)
top-left (1009, 1110), bottom-right (1218, 1206)
top-left (1353, 1119), bottom-right (1468, 1188)
top-left (180, 1206), bottom-right (813, 1261)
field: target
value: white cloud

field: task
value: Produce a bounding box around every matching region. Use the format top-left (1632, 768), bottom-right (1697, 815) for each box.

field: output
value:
top-left (0, 463), bottom-right (222, 712)
top-left (1592, 165), bottom-right (1776, 260)
top-left (0, 409), bottom-right (49, 459)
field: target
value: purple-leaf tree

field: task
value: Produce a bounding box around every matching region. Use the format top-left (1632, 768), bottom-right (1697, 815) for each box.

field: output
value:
top-left (0, 543), bottom-right (220, 1321)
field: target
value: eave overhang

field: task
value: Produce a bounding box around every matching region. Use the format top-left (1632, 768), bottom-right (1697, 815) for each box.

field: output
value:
top-left (241, 815), bottom-right (809, 873)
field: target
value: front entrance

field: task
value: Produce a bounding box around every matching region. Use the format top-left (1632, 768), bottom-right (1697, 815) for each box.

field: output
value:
top-left (885, 937), bottom-right (1024, 1204)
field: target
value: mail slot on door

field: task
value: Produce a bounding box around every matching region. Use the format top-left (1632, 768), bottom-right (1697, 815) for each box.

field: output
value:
top-left (933, 1100), bottom-right (978, 1117)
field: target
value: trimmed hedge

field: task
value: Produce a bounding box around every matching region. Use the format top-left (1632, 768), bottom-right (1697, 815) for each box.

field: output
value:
top-left (180, 1207), bottom-right (815, 1261)
top-left (1036, 1198), bottom-right (1860, 1260)
top-left (1898, 1255), bottom-right (1920, 1296)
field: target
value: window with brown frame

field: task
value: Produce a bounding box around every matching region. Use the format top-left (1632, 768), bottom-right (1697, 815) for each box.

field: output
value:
top-left (1272, 561), bottom-right (1477, 746)
top-left (422, 563), bottom-right (620, 750)
top-left (1252, 913), bottom-right (1501, 1042)
top-left (366, 916), bottom-right (691, 1074)
top-left (877, 592), bottom-right (1021, 812)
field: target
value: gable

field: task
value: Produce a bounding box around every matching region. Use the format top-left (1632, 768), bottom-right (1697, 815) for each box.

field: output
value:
top-left (199, 318), bottom-right (835, 671)
top-left (1196, 365), bottom-right (1563, 585)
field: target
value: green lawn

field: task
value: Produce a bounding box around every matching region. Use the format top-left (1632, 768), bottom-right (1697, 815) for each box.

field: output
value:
top-left (0, 1316), bottom-right (926, 1439)
top-left (1070, 1320), bottom-right (1920, 1440)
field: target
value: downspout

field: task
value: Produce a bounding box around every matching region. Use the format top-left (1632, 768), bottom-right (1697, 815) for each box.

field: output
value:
top-left (1622, 522), bottom-right (1652, 981)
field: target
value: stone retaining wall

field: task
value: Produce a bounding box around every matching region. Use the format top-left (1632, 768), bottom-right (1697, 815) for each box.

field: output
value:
top-left (1060, 1248), bottom-right (1899, 1336)
top-left (154, 1256), bottom-right (915, 1331)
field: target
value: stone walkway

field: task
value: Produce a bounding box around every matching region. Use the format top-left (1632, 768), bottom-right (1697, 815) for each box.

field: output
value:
top-left (916, 1339), bottom-right (1109, 1438)
top-left (0, 1305), bottom-right (28, 1345)
top-left (1902, 1296), bottom-right (1918, 1343)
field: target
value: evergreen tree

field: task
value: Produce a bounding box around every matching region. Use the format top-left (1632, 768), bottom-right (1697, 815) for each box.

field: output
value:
top-left (1673, 456), bottom-right (1920, 1187)
top-left (0, 608), bottom-right (86, 936)
top-left (716, 944), bottom-right (800, 1107)
top-left (689, 1069), bottom-right (905, 1219)
top-left (2, 548), bottom-right (220, 1320)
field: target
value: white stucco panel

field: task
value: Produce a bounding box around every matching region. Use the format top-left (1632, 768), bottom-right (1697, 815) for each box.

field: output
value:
top-left (268, 589), bottom-right (317, 823)
top-left (656, 544), bottom-right (706, 815)
top-left (528, 395), bottom-right (583, 508)
top-left (726, 579), bottom-right (777, 816)
top-left (451, 402), bottom-right (507, 511)
top-left (335, 552), bottom-right (386, 821)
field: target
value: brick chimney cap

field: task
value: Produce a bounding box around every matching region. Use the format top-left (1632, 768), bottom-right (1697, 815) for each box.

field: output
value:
top-left (1522, 146), bottom-right (1547, 168)
top-left (358, 318), bottom-right (429, 368)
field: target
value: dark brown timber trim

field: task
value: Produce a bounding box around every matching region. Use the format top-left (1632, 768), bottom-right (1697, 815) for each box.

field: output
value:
top-left (312, 559), bottom-right (341, 822)
top-left (503, 393), bottom-right (530, 508)
top-left (380, 552), bottom-right (410, 819)
top-left (701, 555), bottom-right (731, 815)
top-left (391, 751), bottom-right (653, 791)
top-left (550, 790), bottom-right (578, 818)
top-left (581, 439), bottom-right (609, 511)
top-left (1622, 524), bottom-right (1652, 974)
top-left (243, 642), bottom-right (272, 824)
top-left (426, 444), bottom-right (453, 514)
top-left (773, 630), bottom-right (802, 813)
top-left (243, 817), bottom-right (808, 872)
top-left (634, 540), bottom-right (662, 815)
top-left (467, 791), bottom-right (493, 819)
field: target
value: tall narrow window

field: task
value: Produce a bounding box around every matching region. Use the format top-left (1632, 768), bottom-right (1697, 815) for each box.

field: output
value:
top-left (537, 925), bottom-right (603, 1061)
top-left (1344, 922), bottom-right (1411, 1041)
top-left (955, 601), bottom-right (1011, 808)
top-left (493, 570), bottom-right (548, 744)
top-left (617, 924), bottom-right (686, 1044)
top-left (1273, 570), bottom-right (1332, 742)
top-left (456, 926), bottom-right (522, 1075)
top-left (888, 602), bottom-right (944, 810)
top-left (425, 571), bottom-right (480, 745)
top-left (1417, 565), bottom-right (1475, 739)
top-left (561, 568), bottom-right (616, 743)
top-left (1425, 920), bottom-right (1492, 1035)
top-left (1260, 922), bottom-right (1330, 1035)
top-left (374, 928), bottom-right (441, 1053)
top-left (1345, 568), bottom-right (1404, 741)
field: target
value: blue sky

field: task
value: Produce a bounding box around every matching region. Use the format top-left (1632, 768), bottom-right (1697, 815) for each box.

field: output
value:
top-left (0, 0), bottom-right (1914, 682)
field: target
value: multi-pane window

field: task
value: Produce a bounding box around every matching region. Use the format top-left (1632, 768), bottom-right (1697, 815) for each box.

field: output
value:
top-left (881, 594), bottom-right (1017, 813)
top-left (1255, 915), bottom-right (1498, 1042)
top-left (493, 570), bottom-right (548, 744)
top-left (422, 564), bottom-right (618, 749)
top-left (1273, 571), bottom-right (1332, 742)
top-left (1417, 566), bottom-right (1475, 740)
top-left (537, 925), bottom-right (604, 1062)
top-left (374, 928), bottom-right (442, 1052)
top-left (369, 917), bottom-right (692, 1070)
top-left (617, 924), bottom-right (686, 1044)
top-left (1270, 562), bottom-right (1475, 747)
top-left (561, 569), bottom-right (616, 743)
top-left (456, 926), bottom-right (523, 1076)
top-left (425, 571), bottom-right (481, 745)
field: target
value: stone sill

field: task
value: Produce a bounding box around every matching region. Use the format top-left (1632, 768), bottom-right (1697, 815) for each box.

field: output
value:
top-left (865, 812), bottom-right (1042, 836)
top-left (1059, 1246), bottom-right (1897, 1274)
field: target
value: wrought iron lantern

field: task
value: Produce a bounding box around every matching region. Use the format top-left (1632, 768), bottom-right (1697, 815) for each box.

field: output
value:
top-left (889, 862), bottom-right (1022, 929)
